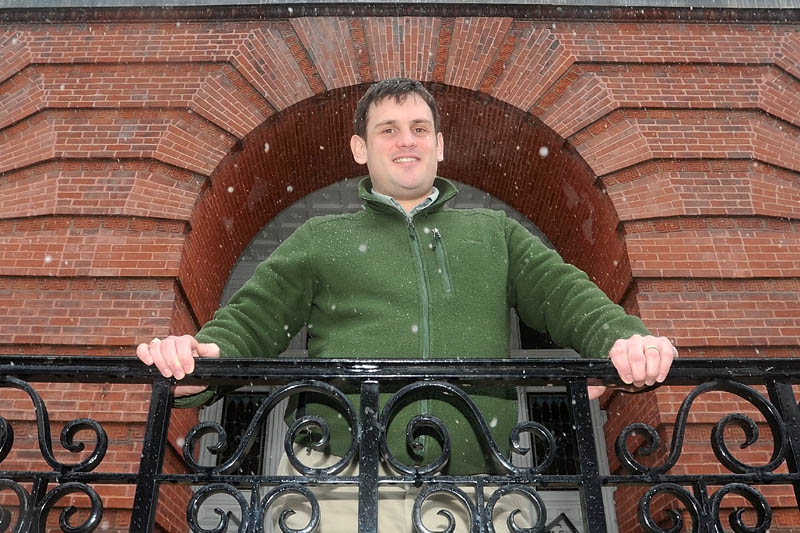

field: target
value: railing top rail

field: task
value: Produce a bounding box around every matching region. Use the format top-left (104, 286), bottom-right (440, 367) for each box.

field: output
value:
top-left (0, 355), bottom-right (797, 385)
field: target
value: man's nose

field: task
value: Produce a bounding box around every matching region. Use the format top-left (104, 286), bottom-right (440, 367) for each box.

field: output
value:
top-left (396, 128), bottom-right (416, 146)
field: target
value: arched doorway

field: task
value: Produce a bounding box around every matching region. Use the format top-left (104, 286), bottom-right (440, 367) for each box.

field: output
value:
top-left (181, 84), bottom-right (632, 332)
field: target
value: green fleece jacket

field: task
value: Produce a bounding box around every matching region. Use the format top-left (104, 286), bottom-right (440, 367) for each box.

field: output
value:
top-left (183, 177), bottom-right (650, 474)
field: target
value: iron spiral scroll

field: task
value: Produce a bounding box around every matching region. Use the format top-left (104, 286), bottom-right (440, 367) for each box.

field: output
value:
top-left (187, 482), bottom-right (320, 533)
top-left (380, 381), bottom-right (557, 476)
top-left (638, 482), bottom-right (771, 533)
top-left (616, 379), bottom-right (788, 533)
top-left (183, 380), bottom-right (358, 532)
top-left (0, 377), bottom-right (106, 533)
top-left (411, 484), bottom-right (547, 533)
top-left (381, 381), bottom-right (555, 533)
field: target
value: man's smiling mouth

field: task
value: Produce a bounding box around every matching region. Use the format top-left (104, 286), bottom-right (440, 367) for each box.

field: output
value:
top-left (393, 157), bottom-right (418, 163)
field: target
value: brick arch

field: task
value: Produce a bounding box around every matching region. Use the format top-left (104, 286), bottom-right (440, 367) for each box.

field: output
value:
top-left (182, 83), bottom-right (631, 323)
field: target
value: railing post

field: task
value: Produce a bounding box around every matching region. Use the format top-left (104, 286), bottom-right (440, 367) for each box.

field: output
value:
top-left (130, 378), bottom-right (173, 533)
top-left (358, 380), bottom-right (380, 533)
top-left (766, 378), bottom-right (800, 509)
top-left (567, 379), bottom-right (608, 533)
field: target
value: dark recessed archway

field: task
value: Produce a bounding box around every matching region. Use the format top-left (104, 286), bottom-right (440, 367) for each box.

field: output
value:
top-left (181, 84), bottom-right (631, 324)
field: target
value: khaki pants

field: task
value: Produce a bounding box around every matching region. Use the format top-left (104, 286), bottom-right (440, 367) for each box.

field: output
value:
top-left (271, 448), bottom-right (533, 532)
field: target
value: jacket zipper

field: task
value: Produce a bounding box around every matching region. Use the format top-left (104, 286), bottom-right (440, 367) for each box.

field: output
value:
top-left (407, 218), bottom-right (431, 360)
top-left (430, 228), bottom-right (452, 293)
top-left (407, 218), bottom-right (431, 453)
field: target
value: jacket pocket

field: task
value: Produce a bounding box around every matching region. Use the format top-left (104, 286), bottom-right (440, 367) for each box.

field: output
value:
top-left (431, 228), bottom-right (453, 294)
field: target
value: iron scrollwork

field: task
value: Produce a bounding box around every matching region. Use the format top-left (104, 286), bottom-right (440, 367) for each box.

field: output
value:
top-left (187, 482), bottom-right (320, 533)
top-left (38, 482), bottom-right (103, 533)
top-left (638, 483), bottom-right (702, 533)
top-left (183, 381), bottom-right (358, 531)
top-left (183, 380), bottom-right (359, 477)
top-left (0, 480), bottom-right (102, 533)
top-left (411, 484), bottom-right (547, 533)
top-left (3, 356), bottom-right (800, 532)
top-left (710, 483), bottom-right (771, 533)
top-left (616, 380), bottom-right (787, 475)
top-left (485, 486), bottom-right (546, 533)
top-left (0, 478), bottom-right (31, 533)
top-left (412, 484), bottom-right (478, 533)
top-left (0, 376), bottom-right (107, 532)
top-left (638, 482), bottom-right (771, 533)
top-left (0, 377), bottom-right (108, 474)
top-left (379, 381), bottom-right (556, 476)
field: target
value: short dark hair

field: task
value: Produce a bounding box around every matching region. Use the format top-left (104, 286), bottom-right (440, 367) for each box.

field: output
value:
top-left (354, 78), bottom-right (440, 139)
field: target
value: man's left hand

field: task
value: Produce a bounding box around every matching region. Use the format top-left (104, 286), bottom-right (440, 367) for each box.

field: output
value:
top-left (587, 334), bottom-right (677, 400)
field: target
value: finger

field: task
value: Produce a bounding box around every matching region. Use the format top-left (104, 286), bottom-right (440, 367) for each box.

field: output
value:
top-left (609, 339), bottom-right (633, 384)
top-left (174, 384), bottom-right (211, 398)
top-left (643, 339), bottom-right (662, 386)
top-left (174, 335), bottom-right (198, 378)
top-left (159, 337), bottom-right (186, 380)
top-left (148, 338), bottom-right (173, 378)
top-left (587, 385), bottom-right (607, 400)
top-left (657, 341), bottom-right (677, 382)
top-left (626, 337), bottom-right (648, 387)
top-left (195, 342), bottom-right (220, 359)
top-left (136, 342), bottom-right (154, 365)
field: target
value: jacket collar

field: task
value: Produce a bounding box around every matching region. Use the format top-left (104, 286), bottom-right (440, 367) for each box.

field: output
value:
top-left (358, 177), bottom-right (458, 216)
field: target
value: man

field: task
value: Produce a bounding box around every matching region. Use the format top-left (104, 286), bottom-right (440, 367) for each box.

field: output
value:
top-left (138, 78), bottom-right (676, 530)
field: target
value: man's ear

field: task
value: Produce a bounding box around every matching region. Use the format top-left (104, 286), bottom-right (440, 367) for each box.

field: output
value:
top-left (350, 135), bottom-right (367, 164)
top-left (436, 132), bottom-right (444, 162)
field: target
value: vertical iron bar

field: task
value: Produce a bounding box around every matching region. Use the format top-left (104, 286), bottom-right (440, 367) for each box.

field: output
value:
top-left (766, 378), bottom-right (800, 509)
top-left (27, 476), bottom-right (48, 532)
top-left (474, 478), bottom-right (485, 533)
top-left (567, 379), bottom-right (608, 533)
top-left (129, 377), bottom-right (173, 533)
top-left (359, 380), bottom-right (380, 533)
top-left (692, 479), bottom-right (717, 533)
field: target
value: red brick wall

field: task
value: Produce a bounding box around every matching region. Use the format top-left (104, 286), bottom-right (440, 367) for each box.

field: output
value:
top-left (1, 5), bottom-right (798, 531)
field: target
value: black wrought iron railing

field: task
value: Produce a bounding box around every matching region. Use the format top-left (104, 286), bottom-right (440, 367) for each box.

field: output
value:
top-left (1, 355), bottom-right (799, 532)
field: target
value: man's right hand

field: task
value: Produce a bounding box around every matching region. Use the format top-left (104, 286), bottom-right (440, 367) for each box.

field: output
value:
top-left (136, 335), bottom-right (220, 397)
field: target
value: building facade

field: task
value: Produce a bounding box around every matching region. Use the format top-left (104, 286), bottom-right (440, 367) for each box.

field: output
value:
top-left (0, 1), bottom-right (798, 530)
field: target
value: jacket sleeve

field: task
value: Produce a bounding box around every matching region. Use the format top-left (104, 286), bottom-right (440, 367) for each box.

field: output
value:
top-left (505, 216), bottom-right (650, 359)
top-left (174, 220), bottom-right (316, 408)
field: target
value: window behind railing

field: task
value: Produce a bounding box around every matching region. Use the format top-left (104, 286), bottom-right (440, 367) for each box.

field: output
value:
top-left (220, 393), bottom-right (268, 476)
top-left (526, 392), bottom-right (579, 477)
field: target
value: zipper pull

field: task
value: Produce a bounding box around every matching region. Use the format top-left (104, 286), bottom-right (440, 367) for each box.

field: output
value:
top-left (431, 228), bottom-right (441, 249)
top-left (407, 219), bottom-right (416, 240)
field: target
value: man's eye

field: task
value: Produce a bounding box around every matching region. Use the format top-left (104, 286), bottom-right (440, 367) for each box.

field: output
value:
top-left (415, 128), bottom-right (427, 133)
top-left (382, 128), bottom-right (394, 134)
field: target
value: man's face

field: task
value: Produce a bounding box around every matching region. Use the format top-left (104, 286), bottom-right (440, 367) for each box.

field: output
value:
top-left (350, 94), bottom-right (444, 203)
